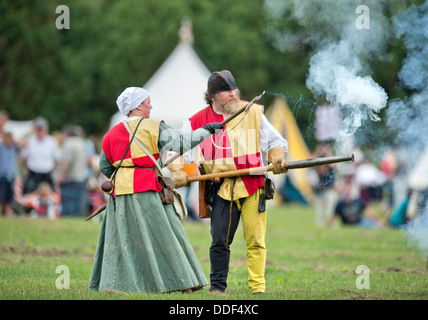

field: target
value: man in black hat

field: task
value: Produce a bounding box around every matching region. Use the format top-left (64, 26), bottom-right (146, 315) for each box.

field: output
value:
top-left (205, 70), bottom-right (240, 115)
top-left (178, 70), bottom-right (288, 294)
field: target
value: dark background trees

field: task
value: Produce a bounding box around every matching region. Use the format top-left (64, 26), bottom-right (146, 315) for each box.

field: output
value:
top-left (0, 0), bottom-right (418, 150)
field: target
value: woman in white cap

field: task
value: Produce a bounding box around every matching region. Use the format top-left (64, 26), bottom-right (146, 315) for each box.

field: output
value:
top-left (89, 87), bottom-right (223, 293)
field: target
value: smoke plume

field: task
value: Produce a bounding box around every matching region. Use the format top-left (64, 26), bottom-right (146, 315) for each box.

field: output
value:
top-left (305, 41), bottom-right (388, 139)
top-left (405, 213), bottom-right (428, 259)
top-left (264, 0), bottom-right (428, 260)
top-left (387, 1), bottom-right (428, 159)
top-left (264, 0), bottom-right (395, 152)
top-left (390, 1), bottom-right (428, 257)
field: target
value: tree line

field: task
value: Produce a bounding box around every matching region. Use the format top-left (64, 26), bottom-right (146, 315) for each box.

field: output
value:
top-left (0, 0), bottom-right (412, 149)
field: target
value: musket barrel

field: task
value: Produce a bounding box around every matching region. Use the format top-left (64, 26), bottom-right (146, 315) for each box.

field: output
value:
top-left (286, 154), bottom-right (354, 169)
top-left (187, 154), bottom-right (354, 183)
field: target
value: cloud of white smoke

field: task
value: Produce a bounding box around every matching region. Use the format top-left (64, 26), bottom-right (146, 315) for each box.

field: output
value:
top-left (264, 0), bottom-right (394, 153)
top-left (390, 1), bottom-right (428, 257)
top-left (387, 1), bottom-right (428, 158)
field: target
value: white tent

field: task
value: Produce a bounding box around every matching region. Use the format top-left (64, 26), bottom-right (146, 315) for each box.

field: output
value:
top-left (4, 120), bottom-right (33, 141)
top-left (110, 20), bottom-right (211, 129)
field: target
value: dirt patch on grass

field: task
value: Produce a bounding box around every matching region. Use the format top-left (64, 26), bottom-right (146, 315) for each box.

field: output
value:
top-left (0, 243), bottom-right (69, 257)
top-left (0, 243), bottom-right (95, 263)
top-left (386, 266), bottom-right (428, 274)
top-left (0, 257), bottom-right (25, 264)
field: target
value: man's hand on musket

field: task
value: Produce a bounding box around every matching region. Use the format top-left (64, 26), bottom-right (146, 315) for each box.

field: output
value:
top-left (268, 147), bottom-right (288, 174)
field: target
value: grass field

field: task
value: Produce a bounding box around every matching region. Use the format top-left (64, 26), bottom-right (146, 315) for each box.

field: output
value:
top-left (1, 203), bottom-right (427, 301)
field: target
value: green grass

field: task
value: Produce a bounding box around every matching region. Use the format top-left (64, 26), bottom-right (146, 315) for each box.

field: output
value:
top-left (1, 203), bottom-right (427, 300)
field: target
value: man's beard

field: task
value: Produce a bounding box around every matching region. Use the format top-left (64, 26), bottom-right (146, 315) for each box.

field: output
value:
top-left (221, 100), bottom-right (240, 114)
top-left (216, 89), bottom-right (241, 114)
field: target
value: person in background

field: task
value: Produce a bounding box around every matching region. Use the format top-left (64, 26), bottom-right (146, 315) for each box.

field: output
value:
top-left (86, 153), bottom-right (108, 219)
top-left (0, 110), bottom-right (10, 143)
top-left (19, 181), bottom-right (60, 219)
top-left (0, 132), bottom-right (18, 216)
top-left (328, 178), bottom-right (385, 228)
top-left (309, 142), bottom-right (337, 227)
top-left (380, 148), bottom-right (397, 215)
top-left (83, 136), bottom-right (97, 183)
top-left (389, 188), bottom-right (413, 228)
top-left (56, 124), bottom-right (87, 217)
top-left (21, 116), bottom-right (61, 195)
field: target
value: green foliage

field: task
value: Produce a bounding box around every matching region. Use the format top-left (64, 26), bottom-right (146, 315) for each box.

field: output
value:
top-left (0, 0), bottom-right (418, 149)
top-left (0, 0), bottom-right (312, 139)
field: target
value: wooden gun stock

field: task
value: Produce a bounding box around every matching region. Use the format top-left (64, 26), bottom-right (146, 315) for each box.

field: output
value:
top-left (188, 154), bottom-right (354, 183)
top-left (198, 164), bottom-right (212, 219)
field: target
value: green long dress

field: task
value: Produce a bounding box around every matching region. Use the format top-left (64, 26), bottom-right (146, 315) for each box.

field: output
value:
top-left (89, 121), bottom-right (209, 293)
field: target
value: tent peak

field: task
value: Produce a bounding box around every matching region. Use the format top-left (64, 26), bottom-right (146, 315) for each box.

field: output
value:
top-left (179, 17), bottom-right (194, 45)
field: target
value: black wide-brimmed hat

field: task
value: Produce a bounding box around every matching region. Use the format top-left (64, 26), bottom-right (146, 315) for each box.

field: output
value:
top-left (207, 70), bottom-right (237, 101)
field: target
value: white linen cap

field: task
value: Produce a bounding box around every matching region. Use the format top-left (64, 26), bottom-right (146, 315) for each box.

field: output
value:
top-left (116, 87), bottom-right (149, 116)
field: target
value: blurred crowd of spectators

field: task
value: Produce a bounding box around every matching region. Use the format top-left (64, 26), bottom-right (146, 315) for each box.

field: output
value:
top-left (306, 142), bottom-right (428, 229)
top-left (0, 110), bottom-right (108, 219)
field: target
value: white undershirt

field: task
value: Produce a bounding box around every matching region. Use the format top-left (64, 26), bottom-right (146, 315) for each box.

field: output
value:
top-left (21, 135), bottom-right (61, 173)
